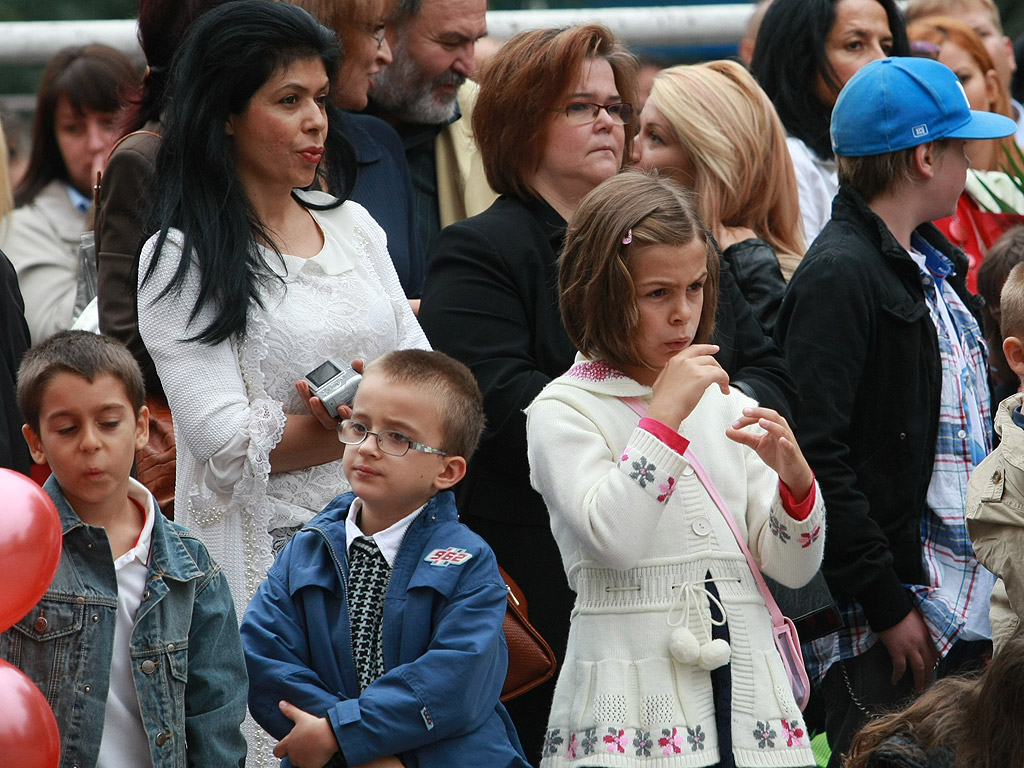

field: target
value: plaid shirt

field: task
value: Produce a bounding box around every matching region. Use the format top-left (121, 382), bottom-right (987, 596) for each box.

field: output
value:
top-left (807, 235), bottom-right (992, 681)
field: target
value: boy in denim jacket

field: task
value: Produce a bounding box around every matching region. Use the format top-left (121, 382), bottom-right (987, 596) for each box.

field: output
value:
top-left (241, 349), bottom-right (528, 768)
top-left (0, 331), bottom-right (246, 768)
top-left (969, 262), bottom-right (1024, 652)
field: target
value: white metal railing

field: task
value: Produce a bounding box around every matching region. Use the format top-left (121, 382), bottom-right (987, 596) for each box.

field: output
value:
top-left (0, 5), bottom-right (754, 64)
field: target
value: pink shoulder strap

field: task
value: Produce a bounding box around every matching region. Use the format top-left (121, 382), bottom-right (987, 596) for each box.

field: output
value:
top-left (619, 397), bottom-right (786, 627)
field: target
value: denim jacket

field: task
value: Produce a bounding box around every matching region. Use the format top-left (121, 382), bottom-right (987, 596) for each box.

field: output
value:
top-left (0, 476), bottom-right (247, 768)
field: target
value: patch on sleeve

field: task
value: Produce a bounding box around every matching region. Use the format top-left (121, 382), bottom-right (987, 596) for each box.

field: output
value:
top-left (421, 706), bottom-right (434, 730)
top-left (424, 547), bottom-right (474, 567)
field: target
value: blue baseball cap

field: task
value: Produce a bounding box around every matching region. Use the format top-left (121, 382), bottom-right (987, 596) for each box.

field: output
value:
top-left (830, 57), bottom-right (1016, 157)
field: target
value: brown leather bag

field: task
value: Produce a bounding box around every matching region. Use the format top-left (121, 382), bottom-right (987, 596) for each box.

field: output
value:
top-left (499, 565), bottom-right (556, 702)
top-left (136, 396), bottom-right (176, 519)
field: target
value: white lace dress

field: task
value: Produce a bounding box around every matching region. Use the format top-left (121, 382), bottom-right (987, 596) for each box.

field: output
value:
top-left (138, 201), bottom-right (429, 614)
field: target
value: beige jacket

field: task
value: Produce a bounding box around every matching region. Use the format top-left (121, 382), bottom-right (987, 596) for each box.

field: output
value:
top-left (0, 179), bottom-right (87, 343)
top-left (967, 392), bottom-right (1024, 651)
top-left (436, 80), bottom-right (496, 229)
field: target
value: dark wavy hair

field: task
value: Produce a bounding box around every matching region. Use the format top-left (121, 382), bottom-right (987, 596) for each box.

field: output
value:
top-left (750, 0), bottom-right (909, 160)
top-left (120, 0), bottom-right (234, 134)
top-left (142, 0), bottom-right (342, 345)
top-left (16, 45), bottom-right (137, 206)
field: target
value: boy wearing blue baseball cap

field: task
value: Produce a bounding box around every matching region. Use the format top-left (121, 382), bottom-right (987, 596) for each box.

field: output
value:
top-left (775, 56), bottom-right (1016, 766)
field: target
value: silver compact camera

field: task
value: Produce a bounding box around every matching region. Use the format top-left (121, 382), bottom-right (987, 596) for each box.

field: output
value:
top-left (304, 359), bottom-right (362, 417)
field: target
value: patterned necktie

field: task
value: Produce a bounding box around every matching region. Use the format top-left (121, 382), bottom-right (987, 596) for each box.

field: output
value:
top-left (347, 536), bottom-right (391, 692)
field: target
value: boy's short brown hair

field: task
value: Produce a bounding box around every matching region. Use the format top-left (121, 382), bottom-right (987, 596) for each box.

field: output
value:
top-left (836, 146), bottom-right (920, 203)
top-left (366, 349), bottom-right (485, 461)
top-left (559, 170), bottom-right (719, 372)
top-left (17, 331), bottom-right (145, 432)
top-left (1000, 261), bottom-right (1024, 343)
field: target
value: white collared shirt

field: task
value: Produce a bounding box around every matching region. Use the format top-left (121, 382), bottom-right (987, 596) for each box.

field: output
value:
top-left (96, 478), bottom-right (156, 768)
top-left (344, 498), bottom-right (423, 567)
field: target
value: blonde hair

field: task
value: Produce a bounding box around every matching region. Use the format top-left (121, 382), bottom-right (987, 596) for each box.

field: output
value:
top-left (1001, 261), bottom-right (1024, 344)
top-left (649, 60), bottom-right (804, 276)
top-left (905, 0), bottom-right (1003, 31)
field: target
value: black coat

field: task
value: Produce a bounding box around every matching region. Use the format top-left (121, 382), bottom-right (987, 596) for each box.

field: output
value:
top-left (775, 184), bottom-right (977, 632)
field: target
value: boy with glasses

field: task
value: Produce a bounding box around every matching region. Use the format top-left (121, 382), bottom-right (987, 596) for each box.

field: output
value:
top-left (241, 349), bottom-right (529, 768)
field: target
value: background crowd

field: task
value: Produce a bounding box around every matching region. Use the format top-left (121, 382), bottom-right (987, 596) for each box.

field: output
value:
top-left (2, 0), bottom-right (1024, 767)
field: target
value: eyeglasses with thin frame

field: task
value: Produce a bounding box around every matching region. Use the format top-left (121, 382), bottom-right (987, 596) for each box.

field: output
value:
top-left (556, 101), bottom-right (634, 126)
top-left (337, 419), bottom-right (450, 457)
top-left (366, 23), bottom-right (386, 49)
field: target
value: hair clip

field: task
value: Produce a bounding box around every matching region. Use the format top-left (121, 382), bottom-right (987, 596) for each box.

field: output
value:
top-left (622, 229), bottom-right (633, 245)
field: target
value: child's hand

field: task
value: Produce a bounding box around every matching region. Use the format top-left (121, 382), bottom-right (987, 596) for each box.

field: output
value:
top-left (878, 608), bottom-right (938, 693)
top-left (646, 344), bottom-right (729, 429)
top-left (725, 407), bottom-right (813, 500)
top-left (273, 700), bottom-right (341, 768)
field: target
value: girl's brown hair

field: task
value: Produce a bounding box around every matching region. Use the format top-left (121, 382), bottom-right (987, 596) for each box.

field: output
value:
top-left (559, 170), bottom-right (719, 371)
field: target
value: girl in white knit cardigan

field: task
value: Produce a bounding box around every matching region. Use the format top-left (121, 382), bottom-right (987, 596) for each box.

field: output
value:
top-left (526, 172), bottom-right (824, 768)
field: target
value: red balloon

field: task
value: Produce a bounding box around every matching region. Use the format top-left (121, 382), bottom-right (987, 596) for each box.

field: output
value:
top-left (0, 469), bottom-right (62, 632)
top-left (0, 659), bottom-right (60, 767)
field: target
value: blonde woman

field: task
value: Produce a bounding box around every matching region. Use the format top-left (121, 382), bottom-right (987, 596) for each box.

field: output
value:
top-left (633, 60), bottom-right (804, 335)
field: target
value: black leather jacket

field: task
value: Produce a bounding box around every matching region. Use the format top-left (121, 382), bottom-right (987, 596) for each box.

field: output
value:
top-left (776, 184), bottom-right (978, 632)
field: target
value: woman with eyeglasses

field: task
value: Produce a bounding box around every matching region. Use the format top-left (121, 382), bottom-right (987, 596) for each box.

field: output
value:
top-left (292, 0), bottom-right (425, 299)
top-left (418, 25), bottom-right (798, 763)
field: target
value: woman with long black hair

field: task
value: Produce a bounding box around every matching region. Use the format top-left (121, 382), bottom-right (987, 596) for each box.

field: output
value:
top-left (138, 0), bottom-right (427, 644)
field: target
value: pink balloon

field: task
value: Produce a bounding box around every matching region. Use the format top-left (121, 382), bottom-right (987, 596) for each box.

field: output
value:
top-left (0, 469), bottom-right (62, 632)
top-left (0, 659), bottom-right (61, 767)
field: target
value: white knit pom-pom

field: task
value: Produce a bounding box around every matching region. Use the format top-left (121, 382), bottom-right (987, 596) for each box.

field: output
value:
top-left (669, 627), bottom-right (701, 664)
top-left (698, 638), bottom-right (731, 670)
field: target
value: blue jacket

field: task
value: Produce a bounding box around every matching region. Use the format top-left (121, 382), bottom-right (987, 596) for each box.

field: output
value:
top-left (0, 476), bottom-right (247, 768)
top-left (345, 112), bottom-right (425, 298)
top-left (241, 490), bottom-right (529, 768)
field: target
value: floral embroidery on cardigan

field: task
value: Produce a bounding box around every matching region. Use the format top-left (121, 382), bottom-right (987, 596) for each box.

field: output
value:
top-left (686, 725), bottom-right (706, 751)
top-left (754, 720), bottom-right (777, 748)
top-left (630, 457), bottom-right (656, 487)
top-left (781, 719), bottom-right (805, 747)
top-left (800, 525), bottom-right (822, 549)
top-left (659, 727), bottom-right (684, 755)
top-left (566, 359), bottom-right (628, 382)
top-left (604, 728), bottom-right (629, 753)
top-left (769, 511), bottom-right (791, 543)
top-left (633, 730), bottom-right (653, 757)
top-left (543, 729), bottom-right (564, 756)
top-left (658, 477), bottom-right (676, 502)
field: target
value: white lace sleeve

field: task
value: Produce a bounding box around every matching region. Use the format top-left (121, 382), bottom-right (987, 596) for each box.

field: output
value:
top-left (137, 230), bottom-right (287, 501)
top-left (350, 202), bottom-right (431, 352)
